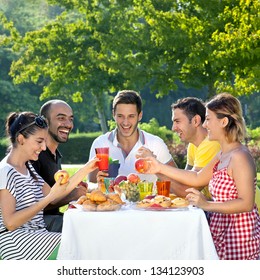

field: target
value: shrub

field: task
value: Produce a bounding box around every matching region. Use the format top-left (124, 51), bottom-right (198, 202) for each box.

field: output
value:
top-left (166, 141), bottom-right (187, 169)
top-left (248, 144), bottom-right (260, 172)
top-left (57, 132), bottom-right (101, 164)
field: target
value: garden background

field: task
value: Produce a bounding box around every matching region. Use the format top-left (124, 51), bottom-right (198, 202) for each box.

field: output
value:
top-left (0, 0), bottom-right (259, 184)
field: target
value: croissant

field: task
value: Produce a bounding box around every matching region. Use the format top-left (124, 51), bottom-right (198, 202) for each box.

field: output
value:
top-left (107, 193), bottom-right (124, 205)
top-left (83, 199), bottom-right (97, 211)
top-left (97, 199), bottom-right (121, 211)
top-left (90, 189), bottom-right (107, 202)
top-left (76, 195), bottom-right (88, 205)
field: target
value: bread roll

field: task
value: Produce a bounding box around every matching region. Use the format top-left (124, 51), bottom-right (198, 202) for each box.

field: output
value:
top-left (171, 197), bottom-right (189, 207)
top-left (96, 199), bottom-right (121, 211)
top-left (82, 199), bottom-right (97, 211)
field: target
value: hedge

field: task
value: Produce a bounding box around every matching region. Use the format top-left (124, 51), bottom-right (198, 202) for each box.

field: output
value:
top-left (0, 132), bottom-right (101, 164)
top-left (58, 132), bottom-right (101, 164)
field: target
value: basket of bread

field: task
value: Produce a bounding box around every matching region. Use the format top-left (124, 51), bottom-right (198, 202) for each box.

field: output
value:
top-left (76, 189), bottom-right (125, 211)
top-left (135, 195), bottom-right (189, 210)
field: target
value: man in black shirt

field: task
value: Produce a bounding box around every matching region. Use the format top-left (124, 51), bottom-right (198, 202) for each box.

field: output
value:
top-left (32, 100), bottom-right (88, 232)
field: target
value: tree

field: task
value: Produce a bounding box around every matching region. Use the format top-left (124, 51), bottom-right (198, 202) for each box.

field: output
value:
top-left (131, 0), bottom-right (259, 96)
top-left (1, 0), bottom-right (259, 135)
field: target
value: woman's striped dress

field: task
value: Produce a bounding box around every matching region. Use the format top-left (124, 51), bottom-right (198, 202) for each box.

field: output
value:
top-left (0, 159), bottom-right (60, 260)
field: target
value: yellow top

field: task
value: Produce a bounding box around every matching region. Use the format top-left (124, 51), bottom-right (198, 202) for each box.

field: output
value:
top-left (187, 138), bottom-right (221, 199)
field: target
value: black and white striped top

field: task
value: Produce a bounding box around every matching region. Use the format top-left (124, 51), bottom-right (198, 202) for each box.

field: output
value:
top-left (0, 156), bottom-right (60, 259)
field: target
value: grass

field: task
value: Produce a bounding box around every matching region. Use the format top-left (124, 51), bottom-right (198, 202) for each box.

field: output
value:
top-left (59, 166), bottom-right (85, 213)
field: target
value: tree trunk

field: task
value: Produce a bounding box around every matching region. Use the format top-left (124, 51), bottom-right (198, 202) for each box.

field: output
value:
top-left (94, 92), bottom-right (108, 134)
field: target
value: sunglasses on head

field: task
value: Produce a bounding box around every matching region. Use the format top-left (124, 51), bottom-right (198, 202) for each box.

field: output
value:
top-left (17, 115), bottom-right (48, 134)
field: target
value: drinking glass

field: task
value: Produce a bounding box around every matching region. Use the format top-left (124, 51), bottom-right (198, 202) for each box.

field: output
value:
top-left (156, 181), bottom-right (171, 197)
top-left (95, 147), bottom-right (109, 171)
top-left (138, 181), bottom-right (153, 200)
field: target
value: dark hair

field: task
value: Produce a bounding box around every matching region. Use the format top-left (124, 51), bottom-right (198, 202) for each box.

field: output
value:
top-left (40, 99), bottom-right (70, 120)
top-left (6, 112), bottom-right (48, 146)
top-left (112, 90), bottom-right (142, 114)
top-left (171, 97), bottom-right (206, 123)
top-left (206, 93), bottom-right (246, 142)
top-left (5, 112), bottom-right (48, 180)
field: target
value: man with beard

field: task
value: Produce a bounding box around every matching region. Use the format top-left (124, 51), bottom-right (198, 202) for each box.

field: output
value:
top-left (32, 100), bottom-right (88, 232)
top-left (88, 90), bottom-right (176, 185)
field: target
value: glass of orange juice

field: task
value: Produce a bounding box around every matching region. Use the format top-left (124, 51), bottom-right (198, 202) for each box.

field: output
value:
top-left (156, 181), bottom-right (171, 197)
top-left (95, 147), bottom-right (109, 171)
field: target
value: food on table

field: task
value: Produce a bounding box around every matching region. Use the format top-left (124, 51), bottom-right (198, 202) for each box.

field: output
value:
top-left (127, 173), bottom-right (141, 184)
top-left (153, 195), bottom-right (171, 207)
top-left (169, 193), bottom-right (178, 200)
top-left (107, 193), bottom-right (124, 204)
top-left (114, 175), bottom-right (127, 185)
top-left (76, 190), bottom-right (125, 211)
top-left (135, 159), bottom-right (149, 173)
top-left (77, 195), bottom-right (88, 204)
top-left (54, 170), bottom-right (70, 184)
top-left (136, 195), bottom-right (189, 209)
top-left (90, 189), bottom-right (107, 202)
top-left (118, 180), bottom-right (140, 202)
top-left (96, 199), bottom-right (121, 211)
top-left (171, 197), bottom-right (189, 207)
top-left (135, 198), bottom-right (152, 208)
top-left (83, 199), bottom-right (97, 211)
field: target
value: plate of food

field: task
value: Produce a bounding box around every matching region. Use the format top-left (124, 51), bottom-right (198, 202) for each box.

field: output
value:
top-left (134, 195), bottom-right (189, 211)
top-left (75, 189), bottom-right (125, 211)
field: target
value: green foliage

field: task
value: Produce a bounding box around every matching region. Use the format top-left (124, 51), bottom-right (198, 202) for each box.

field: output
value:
top-left (0, 0), bottom-right (259, 136)
top-left (247, 127), bottom-right (260, 142)
top-left (58, 132), bottom-right (101, 164)
top-left (139, 118), bottom-right (174, 142)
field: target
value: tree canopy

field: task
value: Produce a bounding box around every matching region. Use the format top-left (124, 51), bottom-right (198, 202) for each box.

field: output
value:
top-left (0, 0), bottom-right (259, 133)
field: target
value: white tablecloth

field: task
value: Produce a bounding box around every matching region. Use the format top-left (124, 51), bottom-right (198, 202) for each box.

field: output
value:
top-left (57, 206), bottom-right (219, 260)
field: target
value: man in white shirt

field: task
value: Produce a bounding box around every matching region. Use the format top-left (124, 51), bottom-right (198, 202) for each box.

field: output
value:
top-left (88, 90), bottom-right (176, 185)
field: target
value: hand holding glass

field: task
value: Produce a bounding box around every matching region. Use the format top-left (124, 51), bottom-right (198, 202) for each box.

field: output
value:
top-left (95, 147), bottom-right (109, 171)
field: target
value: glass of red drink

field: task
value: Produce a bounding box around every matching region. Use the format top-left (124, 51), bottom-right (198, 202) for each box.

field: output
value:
top-left (95, 147), bottom-right (109, 171)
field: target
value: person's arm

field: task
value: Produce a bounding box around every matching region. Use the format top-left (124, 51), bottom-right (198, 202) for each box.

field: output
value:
top-left (43, 184), bottom-right (89, 209)
top-left (0, 176), bottom-right (66, 231)
top-left (167, 166), bottom-right (204, 197)
top-left (43, 158), bottom-right (99, 203)
top-left (136, 145), bottom-right (177, 178)
top-left (89, 168), bottom-right (99, 183)
top-left (145, 155), bottom-right (217, 187)
top-left (186, 149), bottom-right (256, 214)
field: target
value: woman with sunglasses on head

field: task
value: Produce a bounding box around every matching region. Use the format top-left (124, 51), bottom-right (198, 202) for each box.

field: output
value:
top-left (142, 93), bottom-right (260, 260)
top-left (0, 112), bottom-right (98, 260)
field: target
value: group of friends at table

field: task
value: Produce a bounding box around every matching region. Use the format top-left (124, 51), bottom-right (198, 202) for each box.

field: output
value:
top-left (0, 90), bottom-right (259, 260)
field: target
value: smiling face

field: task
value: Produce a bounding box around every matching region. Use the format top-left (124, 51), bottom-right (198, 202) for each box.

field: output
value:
top-left (203, 109), bottom-right (223, 141)
top-left (47, 103), bottom-right (74, 143)
top-left (21, 128), bottom-right (47, 161)
top-left (172, 108), bottom-right (197, 143)
top-left (113, 103), bottom-right (142, 140)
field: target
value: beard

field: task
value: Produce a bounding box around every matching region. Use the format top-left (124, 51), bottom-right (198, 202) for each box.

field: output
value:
top-left (49, 129), bottom-right (69, 143)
